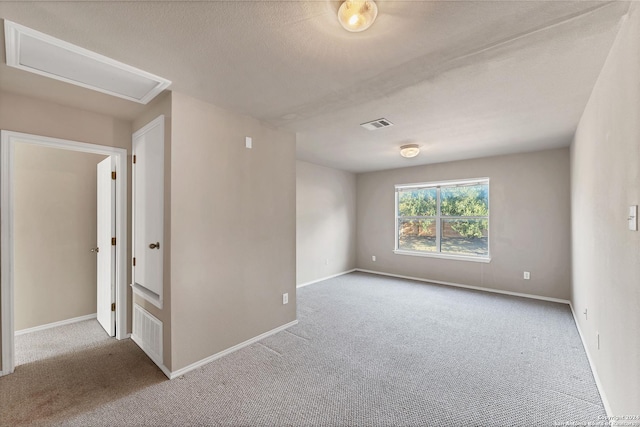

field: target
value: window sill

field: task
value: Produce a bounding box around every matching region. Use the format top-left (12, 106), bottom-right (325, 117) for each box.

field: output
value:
top-left (393, 249), bottom-right (491, 263)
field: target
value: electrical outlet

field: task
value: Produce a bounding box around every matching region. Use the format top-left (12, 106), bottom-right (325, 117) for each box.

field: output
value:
top-left (372, 255), bottom-right (376, 262)
top-left (523, 271), bottom-right (530, 280)
top-left (325, 259), bottom-right (329, 265)
top-left (245, 136), bottom-right (252, 149)
top-left (282, 293), bottom-right (288, 305)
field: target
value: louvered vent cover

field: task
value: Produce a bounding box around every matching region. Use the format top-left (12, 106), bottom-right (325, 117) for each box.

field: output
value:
top-left (132, 303), bottom-right (163, 366)
top-left (360, 118), bottom-right (394, 131)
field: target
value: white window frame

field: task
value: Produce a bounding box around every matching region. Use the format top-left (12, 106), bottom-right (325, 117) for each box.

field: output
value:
top-left (394, 178), bottom-right (491, 263)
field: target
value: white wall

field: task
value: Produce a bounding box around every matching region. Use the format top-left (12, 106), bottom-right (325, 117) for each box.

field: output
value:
top-left (571, 4), bottom-right (640, 416)
top-left (169, 92), bottom-right (297, 371)
top-left (296, 161), bottom-right (356, 285)
top-left (356, 148), bottom-right (572, 300)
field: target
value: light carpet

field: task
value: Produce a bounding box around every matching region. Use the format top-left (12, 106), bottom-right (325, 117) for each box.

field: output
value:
top-left (1, 272), bottom-right (607, 426)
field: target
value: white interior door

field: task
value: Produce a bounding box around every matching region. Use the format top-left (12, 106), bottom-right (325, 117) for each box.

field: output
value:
top-left (132, 115), bottom-right (164, 307)
top-left (96, 156), bottom-right (116, 336)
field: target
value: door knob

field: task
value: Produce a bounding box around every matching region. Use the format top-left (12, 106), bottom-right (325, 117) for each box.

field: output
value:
top-left (90, 247), bottom-right (99, 253)
top-left (149, 242), bottom-right (160, 249)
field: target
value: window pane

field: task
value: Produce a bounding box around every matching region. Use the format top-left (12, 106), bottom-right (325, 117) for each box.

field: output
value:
top-left (398, 219), bottom-right (436, 252)
top-left (397, 188), bottom-right (437, 217)
top-left (440, 184), bottom-right (488, 217)
top-left (441, 219), bottom-right (488, 256)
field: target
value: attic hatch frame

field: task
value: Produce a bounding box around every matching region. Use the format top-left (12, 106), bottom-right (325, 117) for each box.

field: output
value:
top-left (4, 20), bottom-right (171, 104)
top-left (0, 130), bottom-right (129, 377)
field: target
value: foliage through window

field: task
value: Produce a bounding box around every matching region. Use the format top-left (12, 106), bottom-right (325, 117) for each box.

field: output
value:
top-left (395, 179), bottom-right (489, 259)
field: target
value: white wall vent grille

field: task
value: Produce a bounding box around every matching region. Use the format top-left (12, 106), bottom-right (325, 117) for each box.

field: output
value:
top-left (360, 118), bottom-right (394, 131)
top-left (4, 20), bottom-right (171, 104)
top-left (132, 303), bottom-right (163, 366)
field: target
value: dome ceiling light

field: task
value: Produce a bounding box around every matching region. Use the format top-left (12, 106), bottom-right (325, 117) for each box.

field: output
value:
top-left (400, 144), bottom-right (420, 158)
top-left (338, 1), bottom-right (378, 33)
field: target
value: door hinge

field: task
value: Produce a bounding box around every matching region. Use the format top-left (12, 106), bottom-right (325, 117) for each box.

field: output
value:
top-left (133, 155), bottom-right (136, 164)
top-left (132, 257), bottom-right (136, 266)
top-left (111, 303), bottom-right (116, 312)
top-left (111, 237), bottom-right (116, 246)
top-left (111, 171), bottom-right (116, 180)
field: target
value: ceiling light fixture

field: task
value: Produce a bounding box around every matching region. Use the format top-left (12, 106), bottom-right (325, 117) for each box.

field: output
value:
top-left (400, 144), bottom-right (420, 158)
top-left (338, 0), bottom-right (378, 32)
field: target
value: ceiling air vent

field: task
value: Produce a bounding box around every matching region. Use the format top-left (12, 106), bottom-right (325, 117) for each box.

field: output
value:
top-left (4, 20), bottom-right (171, 104)
top-left (360, 118), bottom-right (394, 131)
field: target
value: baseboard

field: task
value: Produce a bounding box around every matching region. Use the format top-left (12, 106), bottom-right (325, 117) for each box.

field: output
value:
top-left (297, 269), bottom-right (356, 288)
top-left (157, 362), bottom-right (173, 379)
top-left (354, 269), bottom-right (571, 305)
top-left (166, 319), bottom-right (299, 380)
top-left (14, 313), bottom-right (97, 336)
top-left (569, 303), bottom-right (613, 418)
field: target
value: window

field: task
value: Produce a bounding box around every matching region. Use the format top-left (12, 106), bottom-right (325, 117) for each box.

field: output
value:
top-left (395, 178), bottom-right (490, 262)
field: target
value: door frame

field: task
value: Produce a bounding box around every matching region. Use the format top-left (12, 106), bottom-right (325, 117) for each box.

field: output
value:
top-left (0, 130), bottom-right (128, 376)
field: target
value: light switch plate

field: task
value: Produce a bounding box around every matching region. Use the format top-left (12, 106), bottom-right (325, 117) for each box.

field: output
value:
top-left (245, 136), bottom-right (252, 149)
top-left (629, 205), bottom-right (637, 231)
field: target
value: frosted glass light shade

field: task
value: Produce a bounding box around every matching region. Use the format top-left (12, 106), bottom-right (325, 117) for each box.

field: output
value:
top-left (338, 1), bottom-right (378, 32)
top-left (400, 144), bottom-right (420, 158)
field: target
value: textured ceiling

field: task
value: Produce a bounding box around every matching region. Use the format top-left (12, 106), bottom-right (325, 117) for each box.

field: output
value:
top-left (0, 1), bottom-right (630, 172)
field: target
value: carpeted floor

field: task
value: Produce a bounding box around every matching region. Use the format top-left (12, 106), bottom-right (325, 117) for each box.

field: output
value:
top-left (14, 319), bottom-right (118, 366)
top-left (0, 272), bottom-right (607, 426)
top-left (2, 321), bottom-right (165, 426)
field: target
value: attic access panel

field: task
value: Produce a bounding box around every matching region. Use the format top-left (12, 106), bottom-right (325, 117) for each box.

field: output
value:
top-left (4, 20), bottom-right (171, 104)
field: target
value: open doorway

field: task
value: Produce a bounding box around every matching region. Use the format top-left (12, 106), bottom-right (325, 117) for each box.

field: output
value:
top-left (0, 131), bottom-right (128, 376)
